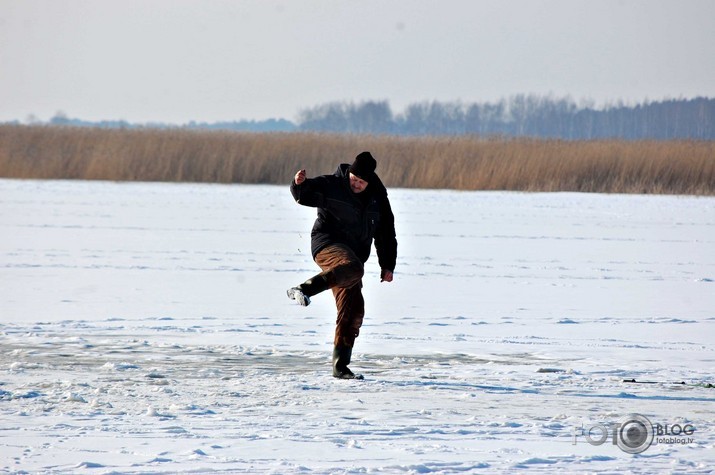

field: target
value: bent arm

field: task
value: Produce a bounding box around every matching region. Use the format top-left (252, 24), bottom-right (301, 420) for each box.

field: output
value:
top-left (290, 172), bottom-right (326, 208)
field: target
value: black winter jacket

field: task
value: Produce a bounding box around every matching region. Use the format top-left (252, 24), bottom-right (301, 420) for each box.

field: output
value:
top-left (290, 164), bottom-right (397, 271)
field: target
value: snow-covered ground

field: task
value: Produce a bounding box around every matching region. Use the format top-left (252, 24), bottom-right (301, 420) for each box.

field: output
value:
top-left (1, 178), bottom-right (713, 474)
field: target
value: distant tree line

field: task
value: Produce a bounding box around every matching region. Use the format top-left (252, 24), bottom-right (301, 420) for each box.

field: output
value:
top-left (297, 96), bottom-right (715, 140)
top-left (38, 112), bottom-right (296, 133)
top-left (10, 95), bottom-right (713, 139)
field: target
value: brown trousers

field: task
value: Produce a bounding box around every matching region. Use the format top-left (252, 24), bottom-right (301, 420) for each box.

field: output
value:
top-left (314, 244), bottom-right (365, 348)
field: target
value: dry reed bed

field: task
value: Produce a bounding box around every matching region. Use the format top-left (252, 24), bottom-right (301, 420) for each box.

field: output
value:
top-left (0, 125), bottom-right (713, 194)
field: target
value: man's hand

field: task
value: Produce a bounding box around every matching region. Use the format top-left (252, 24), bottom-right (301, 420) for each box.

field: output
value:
top-left (294, 169), bottom-right (307, 185)
top-left (380, 269), bottom-right (394, 282)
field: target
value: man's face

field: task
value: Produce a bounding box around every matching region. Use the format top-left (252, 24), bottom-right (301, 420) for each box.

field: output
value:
top-left (349, 173), bottom-right (369, 193)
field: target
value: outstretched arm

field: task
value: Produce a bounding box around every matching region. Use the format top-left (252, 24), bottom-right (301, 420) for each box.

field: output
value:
top-left (375, 192), bottom-right (397, 280)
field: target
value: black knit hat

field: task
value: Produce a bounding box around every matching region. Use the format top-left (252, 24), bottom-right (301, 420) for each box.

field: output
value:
top-left (349, 151), bottom-right (376, 181)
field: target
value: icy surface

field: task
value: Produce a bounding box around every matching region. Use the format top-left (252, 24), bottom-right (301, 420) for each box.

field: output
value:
top-left (1, 178), bottom-right (714, 473)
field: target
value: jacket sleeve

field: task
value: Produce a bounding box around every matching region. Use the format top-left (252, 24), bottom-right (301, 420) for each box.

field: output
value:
top-left (375, 192), bottom-right (398, 272)
top-left (290, 176), bottom-right (326, 208)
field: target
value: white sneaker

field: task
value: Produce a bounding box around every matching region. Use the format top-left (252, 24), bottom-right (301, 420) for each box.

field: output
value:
top-left (287, 287), bottom-right (311, 306)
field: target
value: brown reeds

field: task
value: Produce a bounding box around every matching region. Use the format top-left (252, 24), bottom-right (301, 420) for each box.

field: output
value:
top-left (0, 125), bottom-right (713, 195)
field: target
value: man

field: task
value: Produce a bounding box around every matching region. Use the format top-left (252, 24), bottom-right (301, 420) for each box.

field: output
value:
top-left (287, 151), bottom-right (397, 379)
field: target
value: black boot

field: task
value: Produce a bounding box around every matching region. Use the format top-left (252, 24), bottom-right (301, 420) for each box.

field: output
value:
top-left (287, 274), bottom-right (329, 307)
top-left (332, 345), bottom-right (363, 380)
top-left (300, 274), bottom-right (329, 296)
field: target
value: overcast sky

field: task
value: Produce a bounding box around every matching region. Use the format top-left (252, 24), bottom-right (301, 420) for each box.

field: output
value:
top-left (1, 0), bottom-right (714, 124)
